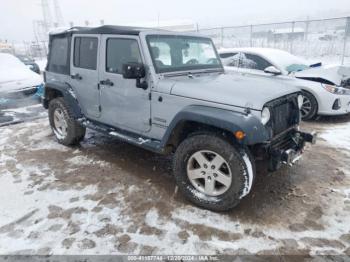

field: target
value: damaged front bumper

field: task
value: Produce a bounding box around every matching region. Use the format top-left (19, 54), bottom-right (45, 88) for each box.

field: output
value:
top-left (265, 128), bottom-right (317, 171)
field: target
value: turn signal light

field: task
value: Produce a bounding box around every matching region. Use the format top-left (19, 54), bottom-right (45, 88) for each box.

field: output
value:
top-left (234, 131), bottom-right (246, 140)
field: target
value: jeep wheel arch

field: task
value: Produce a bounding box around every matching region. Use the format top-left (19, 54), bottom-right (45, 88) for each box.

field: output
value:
top-left (160, 105), bottom-right (270, 150)
top-left (44, 83), bottom-right (83, 119)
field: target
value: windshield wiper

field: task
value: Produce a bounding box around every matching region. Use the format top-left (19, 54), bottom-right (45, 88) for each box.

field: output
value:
top-left (163, 68), bottom-right (223, 78)
top-left (310, 62), bottom-right (322, 68)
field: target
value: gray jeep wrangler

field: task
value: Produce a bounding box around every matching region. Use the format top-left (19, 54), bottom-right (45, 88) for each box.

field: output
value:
top-left (43, 25), bottom-right (315, 211)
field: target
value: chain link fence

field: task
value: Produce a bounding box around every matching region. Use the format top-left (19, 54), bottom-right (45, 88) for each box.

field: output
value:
top-left (197, 17), bottom-right (350, 64)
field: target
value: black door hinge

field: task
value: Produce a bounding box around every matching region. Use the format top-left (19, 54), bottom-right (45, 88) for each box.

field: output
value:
top-left (97, 84), bottom-right (100, 90)
top-left (148, 93), bottom-right (152, 100)
top-left (149, 118), bottom-right (152, 125)
top-left (98, 105), bottom-right (102, 112)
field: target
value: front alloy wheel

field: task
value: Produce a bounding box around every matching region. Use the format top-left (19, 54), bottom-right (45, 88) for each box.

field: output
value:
top-left (300, 91), bottom-right (318, 120)
top-left (301, 96), bottom-right (313, 119)
top-left (187, 150), bottom-right (232, 197)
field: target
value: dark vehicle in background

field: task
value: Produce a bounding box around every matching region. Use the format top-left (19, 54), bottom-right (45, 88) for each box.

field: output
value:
top-left (16, 55), bottom-right (41, 74)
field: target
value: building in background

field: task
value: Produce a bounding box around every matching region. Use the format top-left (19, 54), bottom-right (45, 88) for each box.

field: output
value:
top-left (0, 41), bottom-right (14, 54)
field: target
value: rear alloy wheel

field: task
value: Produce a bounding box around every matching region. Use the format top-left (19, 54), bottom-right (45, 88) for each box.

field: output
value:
top-left (173, 134), bottom-right (255, 212)
top-left (53, 108), bottom-right (68, 140)
top-left (301, 91), bottom-right (318, 121)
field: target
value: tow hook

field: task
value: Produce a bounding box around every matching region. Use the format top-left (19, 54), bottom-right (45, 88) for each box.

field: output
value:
top-left (301, 131), bottom-right (317, 144)
top-left (282, 149), bottom-right (303, 166)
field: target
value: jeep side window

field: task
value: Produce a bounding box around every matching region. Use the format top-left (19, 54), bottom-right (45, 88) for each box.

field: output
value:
top-left (48, 37), bottom-right (69, 74)
top-left (106, 38), bottom-right (142, 74)
top-left (73, 37), bottom-right (98, 70)
top-left (243, 53), bottom-right (272, 71)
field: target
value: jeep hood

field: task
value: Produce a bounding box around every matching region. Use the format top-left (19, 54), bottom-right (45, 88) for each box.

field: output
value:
top-left (293, 64), bottom-right (350, 86)
top-left (166, 73), bottom-right (300, 110)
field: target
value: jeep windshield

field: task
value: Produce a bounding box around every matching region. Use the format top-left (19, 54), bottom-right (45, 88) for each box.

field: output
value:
top-left (147, 35), bottom-right (223, 74)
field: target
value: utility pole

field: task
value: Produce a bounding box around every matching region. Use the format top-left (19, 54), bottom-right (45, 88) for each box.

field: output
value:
top-left (53, 0), bottom-right (64, 27)
top-left (342, 17), bottom-right (350, 65)
top-left (41, 0), bottom-right (53, 33)
top-left (290, 21), bottom-right (295, 54)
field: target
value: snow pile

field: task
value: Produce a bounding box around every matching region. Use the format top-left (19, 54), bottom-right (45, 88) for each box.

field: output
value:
top-left (66, 155), bottom-right (110, 168)
top-left (320, 121), bottom-right (350, 152)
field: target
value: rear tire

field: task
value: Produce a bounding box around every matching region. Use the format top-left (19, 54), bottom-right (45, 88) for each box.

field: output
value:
top-left (173, 133), bottom-right (255, 212)
top-left (48, 97), bottom-right (86, 146)
top-left (301, 91), bottom-right (318, 121)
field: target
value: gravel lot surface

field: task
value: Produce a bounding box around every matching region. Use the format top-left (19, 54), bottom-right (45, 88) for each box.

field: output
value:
top-left (0, 102), bottom-right (350, 256)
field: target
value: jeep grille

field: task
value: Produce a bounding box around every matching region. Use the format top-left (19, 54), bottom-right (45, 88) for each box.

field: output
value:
top-left (266, 93), bottom-right (300, 136)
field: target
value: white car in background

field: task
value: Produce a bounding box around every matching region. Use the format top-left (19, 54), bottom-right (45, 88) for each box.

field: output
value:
top-left (219, 48), bottom-right (350, 120)
top-left (0, 53), bottom-right (43, 99)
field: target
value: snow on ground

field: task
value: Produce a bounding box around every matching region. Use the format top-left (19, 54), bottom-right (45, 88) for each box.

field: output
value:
top-left (0, 112), bottom-right (350, 255)
top-left (0, 103), bottom-right (46, 126)
top-left (320, 121), bottom-right (350, 152)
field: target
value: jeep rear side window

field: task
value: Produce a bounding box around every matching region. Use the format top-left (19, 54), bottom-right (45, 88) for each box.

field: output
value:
top-left (73, 37), bottom-right (98, 70)
top-left (48, 37), bottom-right (69, 74)
top-left (106, 38), bottom-right (142, 74)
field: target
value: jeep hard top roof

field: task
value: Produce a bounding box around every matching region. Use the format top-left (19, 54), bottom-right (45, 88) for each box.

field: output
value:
top-left (49, 25), bottom-right (163, 37)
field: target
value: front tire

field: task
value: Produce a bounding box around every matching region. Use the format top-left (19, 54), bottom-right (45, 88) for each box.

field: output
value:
top-left (301, 91), bottom-right (318, 121)
top-left (173, 134), bottom-right (255, 212)
top-left (48, 97), bottom-right (86, 146)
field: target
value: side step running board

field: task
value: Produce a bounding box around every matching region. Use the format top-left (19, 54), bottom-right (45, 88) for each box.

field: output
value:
top-left (79, 118), bottom-right (163, 153)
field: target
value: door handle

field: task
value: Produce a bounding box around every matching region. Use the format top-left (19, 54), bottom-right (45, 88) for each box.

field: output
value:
top-left (71, 73), bottom-right (82, 80)
top-left (100, 79), bottom-right (114, 86)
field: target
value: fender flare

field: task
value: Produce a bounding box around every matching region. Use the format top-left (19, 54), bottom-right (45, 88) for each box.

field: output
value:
top-left (44, 81), bottom-right (83, 119)
top-left (160, 105), bottom-right (271, 147)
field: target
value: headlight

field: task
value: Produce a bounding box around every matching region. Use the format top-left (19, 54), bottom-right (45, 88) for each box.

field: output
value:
top-left (297, 95), bottom-right (303, 109)
top-left (322, 84), bottom-right (347, 95)
top-left (261, 107), bottom-right (271, 125)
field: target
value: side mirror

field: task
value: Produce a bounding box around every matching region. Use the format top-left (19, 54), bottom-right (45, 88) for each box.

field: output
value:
top-left (264, 66), bottom-right (282, 75)
top-left (122, 63), bottom-right (148, 90)
top-left (122, 63), bottom-right (146, 79)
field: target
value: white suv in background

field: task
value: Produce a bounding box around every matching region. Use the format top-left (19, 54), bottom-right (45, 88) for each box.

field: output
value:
top-left (219, 48), bottom-right (350, 120)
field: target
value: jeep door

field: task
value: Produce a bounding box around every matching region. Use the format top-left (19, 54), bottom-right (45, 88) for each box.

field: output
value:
top-left (70, 34), bottom-right (101, 119)
top-left (98, 35), bottom-right (151, 133)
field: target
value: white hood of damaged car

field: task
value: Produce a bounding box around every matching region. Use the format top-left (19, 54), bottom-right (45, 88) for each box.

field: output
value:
top-left (0, 53), bottom-right (42, 93)
top-left (293, 64), bottom-right (350, 86)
